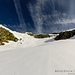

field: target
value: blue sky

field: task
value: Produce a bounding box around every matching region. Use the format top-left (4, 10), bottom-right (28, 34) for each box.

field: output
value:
top-left (0, 0), bottom-right (35, 32)
top-left (0, 0), bottom-right (75, 33)
top-left (0, 0), bottom-right (32, 25)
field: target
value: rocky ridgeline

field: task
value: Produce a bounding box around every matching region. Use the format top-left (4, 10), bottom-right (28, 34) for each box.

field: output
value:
top-left (27, 32), bottom-right (51, 38)
top-left (0, 27), bottom-right (18, 45)
top-left (55, 30), bottom-right (75, 40)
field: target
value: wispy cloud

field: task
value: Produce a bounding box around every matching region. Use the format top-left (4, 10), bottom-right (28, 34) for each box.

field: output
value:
top-left (28, 0), bottom-right (48, 34)
top-left (13, 0), bottom-right (26, 31)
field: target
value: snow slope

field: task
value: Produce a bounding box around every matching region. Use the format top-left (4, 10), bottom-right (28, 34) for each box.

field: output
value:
top-left (0, 25), bottom-right (75, 75)
top-left (0, 24), bottom-right (55, 51)
top-left (0, 39), bottom-right (75, 75)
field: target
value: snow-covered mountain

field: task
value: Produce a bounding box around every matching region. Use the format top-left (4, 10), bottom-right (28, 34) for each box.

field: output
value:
top-left (0, 24), bottom-right (75, 75)
top-left (0, 24), bottom-right (55, 51)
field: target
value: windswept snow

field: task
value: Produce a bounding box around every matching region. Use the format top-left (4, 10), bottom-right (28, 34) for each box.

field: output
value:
top-left (0, 25), bottom-right (75, 75)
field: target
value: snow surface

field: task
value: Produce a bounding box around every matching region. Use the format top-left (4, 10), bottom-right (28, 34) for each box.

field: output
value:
top-left (0, 25), bottom-right (75, 75)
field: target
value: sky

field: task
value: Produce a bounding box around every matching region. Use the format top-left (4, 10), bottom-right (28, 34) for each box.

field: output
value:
top-left (0, 0), bottom-right (34, 32)
top-left (0, 0), bottom-right (75, 33)
top-left (0, 0), bottom-right (32, 24)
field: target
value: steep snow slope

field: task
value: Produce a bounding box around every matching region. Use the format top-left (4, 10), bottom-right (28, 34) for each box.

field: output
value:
top-left (0, 24), bottom-right (55, 51)
top-left (0, 33), bottom-right (54, 51)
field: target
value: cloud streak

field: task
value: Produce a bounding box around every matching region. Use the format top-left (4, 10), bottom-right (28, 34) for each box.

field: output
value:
top-left (29, 0), bottom-right (48, 33)
top-left (13, 0), bottom-right (26, 31)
